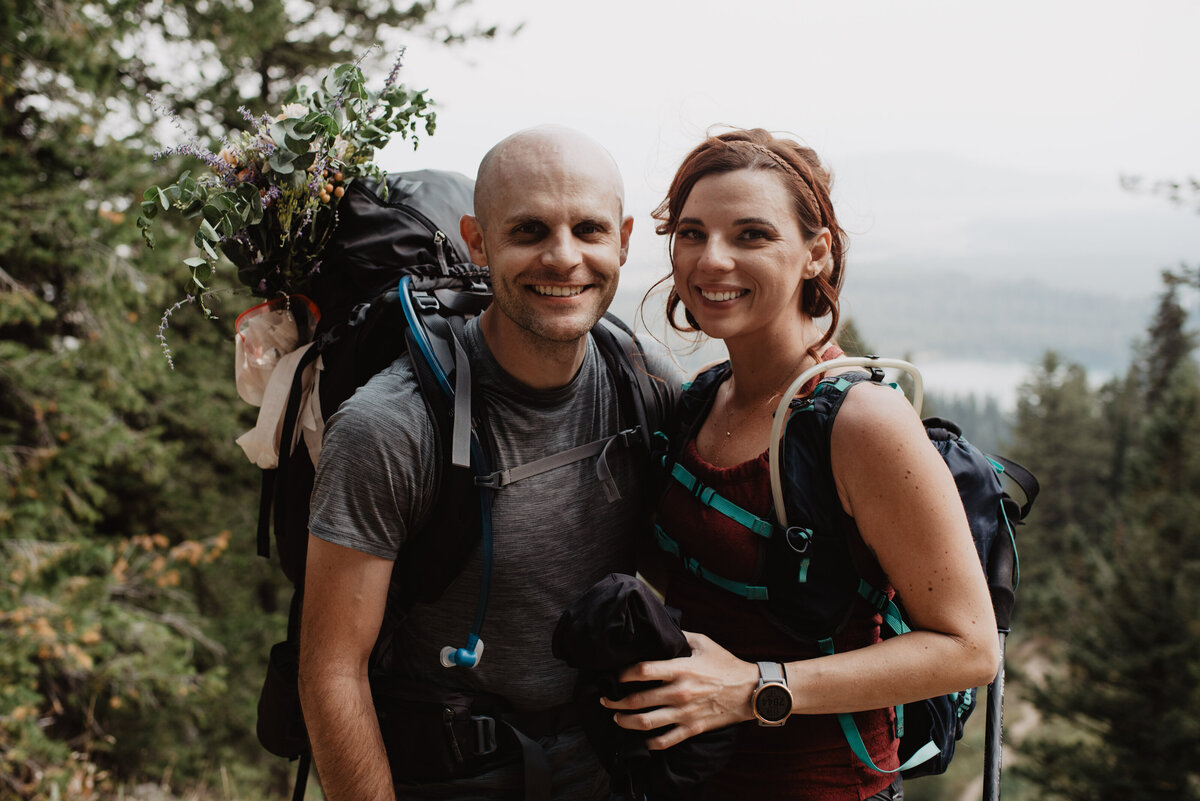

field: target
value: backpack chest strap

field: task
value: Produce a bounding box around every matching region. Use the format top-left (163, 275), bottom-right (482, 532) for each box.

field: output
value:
top-left (654, 525), bottom-right (770, 601)
top-left (668, 462), bottom-right (776, 539)
top-left (475, 429), bottom-right (639, 502)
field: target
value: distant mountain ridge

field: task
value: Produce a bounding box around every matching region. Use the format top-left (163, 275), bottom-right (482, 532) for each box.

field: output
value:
top-left (843, 265), bottom-right (1154, 373)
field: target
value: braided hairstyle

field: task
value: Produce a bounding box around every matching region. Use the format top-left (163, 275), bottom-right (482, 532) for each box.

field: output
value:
top-left (652, 128), bottom-right (847, 363)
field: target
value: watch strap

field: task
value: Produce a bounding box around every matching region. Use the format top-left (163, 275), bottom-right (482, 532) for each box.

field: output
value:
top-left (757, 661), bottom-right (785, 684)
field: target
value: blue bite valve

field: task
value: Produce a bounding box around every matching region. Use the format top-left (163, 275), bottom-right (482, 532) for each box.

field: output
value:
top-left (439, 637), bottom-right (484, 668)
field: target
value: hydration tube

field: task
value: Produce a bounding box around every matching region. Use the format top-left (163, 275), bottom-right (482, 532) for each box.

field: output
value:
top-left (768, 356), bottom-right (924, 529)
top-left (397, 275), bottom-right (492, 669)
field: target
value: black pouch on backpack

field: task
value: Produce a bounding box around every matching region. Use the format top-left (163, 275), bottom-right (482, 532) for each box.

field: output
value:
top-left (371, 677), bottom-right (497, 781)
top-left (257, 640), bottom-right (309, 759)
top-left (896, 690), bottom-right (975, 779)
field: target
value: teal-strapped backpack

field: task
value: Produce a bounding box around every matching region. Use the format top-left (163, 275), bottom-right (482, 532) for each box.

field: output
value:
top-left (654, 357), bottom-right (1038, 784)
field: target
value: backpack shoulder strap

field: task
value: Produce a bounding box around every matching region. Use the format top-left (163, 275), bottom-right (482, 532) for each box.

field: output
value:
top-left (988, 453), bottom-right (1039, 521)
top-left (590, 314), bottom-right (668, 450)
top-left (668, 361), bottom-right (731, 464)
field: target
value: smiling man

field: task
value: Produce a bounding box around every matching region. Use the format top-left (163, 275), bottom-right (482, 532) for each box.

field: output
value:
top-left (298, 126), bottom-right (679, 800)
top-left (464, 127), bottom-right (633, 386)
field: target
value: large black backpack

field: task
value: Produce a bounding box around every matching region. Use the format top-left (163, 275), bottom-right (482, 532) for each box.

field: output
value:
top-left (654, 358), bottom-right (1038, 791)
top-left (250, 170), bottom-right (667, 797)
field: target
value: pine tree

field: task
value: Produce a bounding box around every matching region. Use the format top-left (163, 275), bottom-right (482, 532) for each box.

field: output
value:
top-left (0, 2), bottom-right (495, 797)
top-left (1016, 273), bottom-right (1200, 800)
top-left (1004, 352), bottom-right (1113, 630)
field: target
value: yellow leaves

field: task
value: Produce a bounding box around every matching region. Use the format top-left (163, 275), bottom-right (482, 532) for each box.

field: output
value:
top-left (37, 642), bottom-right (63, 660)
top-left (130, 534), bottom-right (167, 551)
top-left (155, 570), bottom-right (180, 588)
top-left (167, 531), bottom-right (230, 566)
top-left (96, 208), bottom-right (124, 225)
top-left (10, 705), bottom-right (37, 723)
top-left (108, 696), bottom-right (122, 710)
top-left (80, 627), bottom-right (101, 645)
top-left (169, 540), bottom-right (205, 566)
top-left (32, 617), bottom-right (55, 640)
top-left (65, 643), bottom-right (92, 670)
top-left (210, 530), bottom-right (231, 560)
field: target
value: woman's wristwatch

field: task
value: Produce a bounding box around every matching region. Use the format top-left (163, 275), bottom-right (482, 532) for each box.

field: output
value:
top-left (751, 661), bottom-right (793, 726)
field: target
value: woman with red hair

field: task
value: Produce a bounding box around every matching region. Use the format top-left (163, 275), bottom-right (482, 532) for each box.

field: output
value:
top-left (604, 129), bottom-right (1000, 800)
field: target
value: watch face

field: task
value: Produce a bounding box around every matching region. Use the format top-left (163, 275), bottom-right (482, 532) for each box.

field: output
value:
top-left (755, 683), bottom-right (792, 723)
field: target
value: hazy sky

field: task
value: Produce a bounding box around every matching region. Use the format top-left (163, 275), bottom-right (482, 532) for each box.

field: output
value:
top-left (377, 0), bottom-right (1200, 397)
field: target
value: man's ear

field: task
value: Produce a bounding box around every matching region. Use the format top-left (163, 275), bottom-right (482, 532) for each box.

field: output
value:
top-left (460, 214), bottom-right (487, 267)
top-left (618, 215), bottom-right (634, 266)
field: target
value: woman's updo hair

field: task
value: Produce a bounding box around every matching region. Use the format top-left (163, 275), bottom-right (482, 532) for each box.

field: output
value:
top-left (653, 128), bottom-right (847, 358)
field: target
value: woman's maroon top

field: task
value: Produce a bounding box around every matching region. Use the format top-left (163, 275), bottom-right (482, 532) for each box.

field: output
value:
top-left (653, 350), bottom-right (899, 799)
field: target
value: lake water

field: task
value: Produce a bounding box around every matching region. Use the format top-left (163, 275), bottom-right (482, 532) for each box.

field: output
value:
top-left (916, 360), bottom-right (1034, 411)
top-left (667, 337), bottom-right (1037, 413)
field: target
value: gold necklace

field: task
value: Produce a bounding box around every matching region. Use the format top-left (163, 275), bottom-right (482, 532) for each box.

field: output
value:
top-left (715, 354), bottom-right (816, 446)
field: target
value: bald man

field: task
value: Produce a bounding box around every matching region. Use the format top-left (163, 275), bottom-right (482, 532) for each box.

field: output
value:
top-left (299, 127), bottom-right (680, 800)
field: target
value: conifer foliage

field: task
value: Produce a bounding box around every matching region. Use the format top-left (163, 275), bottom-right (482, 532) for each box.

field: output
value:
top-left (1012, 270), bottom-right (1200, 800)
top-left (0, 2), bottom-right (493, 797)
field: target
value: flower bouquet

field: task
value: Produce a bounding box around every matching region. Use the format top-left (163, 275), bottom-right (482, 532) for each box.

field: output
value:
top-left (138, 52), bottom-right (435, 317)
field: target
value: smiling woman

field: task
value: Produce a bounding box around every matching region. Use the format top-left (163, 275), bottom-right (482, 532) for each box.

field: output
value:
top-left (604, 129), bottom-right (1000, 801)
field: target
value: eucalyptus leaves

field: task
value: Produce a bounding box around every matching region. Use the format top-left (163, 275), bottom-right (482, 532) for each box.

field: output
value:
top-left (138, 54), bottom-right (435, 313)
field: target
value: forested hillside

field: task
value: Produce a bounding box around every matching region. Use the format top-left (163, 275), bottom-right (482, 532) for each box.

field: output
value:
top-left (796, 277), bottom-right (1200, 801)
top-left (0, 2), bottom-right (493, 798)
top-left (1002, 268), bottom-right (1200, 801)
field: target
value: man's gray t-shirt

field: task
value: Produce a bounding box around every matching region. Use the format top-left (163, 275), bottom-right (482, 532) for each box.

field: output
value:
top-left (309, 316), bottom-right (679, 799)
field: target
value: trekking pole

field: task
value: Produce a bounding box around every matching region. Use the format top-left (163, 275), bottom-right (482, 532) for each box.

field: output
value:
top-left (983, 513), bottom-right (1017, 801)
top-left (982, 633), bottom-right (1005, 801)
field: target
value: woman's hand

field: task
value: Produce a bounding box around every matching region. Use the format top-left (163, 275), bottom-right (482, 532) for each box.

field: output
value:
top-left (600, 631), bottom-right (761, 749)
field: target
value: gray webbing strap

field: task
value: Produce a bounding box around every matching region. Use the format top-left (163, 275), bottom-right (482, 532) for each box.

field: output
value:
top-left (475, 430), bottom-right (636, 500)
top-left (595, 432), bottom-right (626, 502)
top-left (451, 331), bottom-right (472, 468)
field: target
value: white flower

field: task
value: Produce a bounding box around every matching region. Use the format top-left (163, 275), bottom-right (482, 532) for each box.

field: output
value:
top-left (276, 103), bottom-right (309, 120)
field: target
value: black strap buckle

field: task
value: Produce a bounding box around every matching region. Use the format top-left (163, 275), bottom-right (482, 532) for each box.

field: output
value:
top-left (471, 715), bottom-right (498, 756)
top-left (413, 290), bottom-right (440, 311)
top-left (474, 473), bottom-right (503, 490)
